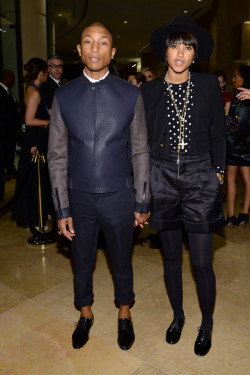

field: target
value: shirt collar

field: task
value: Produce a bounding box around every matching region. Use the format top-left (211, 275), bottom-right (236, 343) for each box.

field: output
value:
top-left (49, 75), bottom-right (61, 85)
top-left (0, 82), bottom-right (8, 91)
top-left (83, 70), bottom-right (109, 83)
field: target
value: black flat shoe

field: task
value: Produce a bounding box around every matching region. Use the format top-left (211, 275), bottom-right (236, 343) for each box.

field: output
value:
top-left (194, 328), bottom-right (212, 356)
top-left (224, 215), bottom-right (236, 228)
top-left (166, 318), bottom-right (185, 344)
top-left (117, 318), bottom-right (135, 350)
top-left (72, 316), bottom-right (94, 349)
top-left (235, 213), bottom-right (249, 227)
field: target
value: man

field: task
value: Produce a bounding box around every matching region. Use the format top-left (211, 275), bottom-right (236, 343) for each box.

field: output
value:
top-left (41, 55), bottom-right (63, 111)
top-left (0, 70), bottom-right (19, 186)
top-left (47, 22), bottom-right (150, 351)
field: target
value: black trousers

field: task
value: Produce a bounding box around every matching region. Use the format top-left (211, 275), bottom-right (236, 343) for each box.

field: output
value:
top-left (69, 188), bottom-right (135, 308)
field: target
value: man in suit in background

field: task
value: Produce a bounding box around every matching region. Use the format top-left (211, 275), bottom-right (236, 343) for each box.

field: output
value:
top-left (0, 70), bottom-right (19, 192)
top-left (48, 22), bottom-right (150, 351)
top-left (41, 55), bottom-right (63, 111)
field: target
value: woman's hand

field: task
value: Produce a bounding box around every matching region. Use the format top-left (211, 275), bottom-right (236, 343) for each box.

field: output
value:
top-left (44, 120), bottom-right (49, 128)
top-left (236, 87), bottom-right (250, 101)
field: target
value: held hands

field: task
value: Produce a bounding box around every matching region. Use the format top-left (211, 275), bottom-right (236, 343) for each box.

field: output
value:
top-left (58, 217), bottom-right (75, 241)
top-left (44, 120), bottom-right (50, 128)
top-left (216, 173), bottom-right (224, 185)
top-left (134, 212), bottom-right (150, 228)
top-left (31, 146), bottom-right (37, 154)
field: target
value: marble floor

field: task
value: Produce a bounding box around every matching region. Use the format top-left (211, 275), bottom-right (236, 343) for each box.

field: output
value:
top-left (0, 178), bottom-right (249, 375)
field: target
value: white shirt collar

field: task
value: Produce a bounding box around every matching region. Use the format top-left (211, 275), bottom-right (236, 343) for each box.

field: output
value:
top-left (49, 75), bottom-right (61, 85)
top-left (83, 70), bottom-right (109, 83)
top-left (0, 82), bottom-right (8, 91)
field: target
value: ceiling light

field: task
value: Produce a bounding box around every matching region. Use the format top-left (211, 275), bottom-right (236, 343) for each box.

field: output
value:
top-left (58, 13), bottom-right (62, 16)
top-left (124, 20), bottom-right (128, 24)
top-left (132, 63), bottom-right (136, 67)
top-left (244, 21), bottom-right (250, 24)
top-left (184, 10), bottom-right (188, 13)
top-left (117, 35), bottom-right (120, 38)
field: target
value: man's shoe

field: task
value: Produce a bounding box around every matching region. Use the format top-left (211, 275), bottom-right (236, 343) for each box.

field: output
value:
top-left (166, 318), bottom-right (185, 344)
top-left (72, 316), bottom-right (94, 349)
top-left (194, 328), bottom-right (212, 356)
top-left (117, 318), bottom-right (135, 350)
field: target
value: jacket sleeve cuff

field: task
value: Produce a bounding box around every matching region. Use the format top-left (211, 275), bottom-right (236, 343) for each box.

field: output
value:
top-left (55, 207), bottom-right (72, 220)
top-left (135, 202), bottom-right (150, 214)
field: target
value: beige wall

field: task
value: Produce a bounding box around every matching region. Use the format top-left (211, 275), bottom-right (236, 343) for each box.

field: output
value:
top-left (20, 0), bottom-right (47, 65)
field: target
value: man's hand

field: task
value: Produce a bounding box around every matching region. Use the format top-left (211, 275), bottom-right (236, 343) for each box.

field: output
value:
top-left (58, 217), bottom-right (75, 241)
top-left (134, 212), bottom-right (150, 228)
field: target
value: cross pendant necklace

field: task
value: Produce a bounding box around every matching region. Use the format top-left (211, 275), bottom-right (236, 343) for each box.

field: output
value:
top-left (165, 72), bottom-right (191, 178)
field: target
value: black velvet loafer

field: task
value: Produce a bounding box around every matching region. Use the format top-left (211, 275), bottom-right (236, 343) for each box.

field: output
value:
top-left (117, 318), bottom-right (135, 350)
top-left (194, 328), bottom-right (212, 356)
top-left (72, 316), bottom-right (94, 349)
top-left (166, 318), bottom-right (185, 344)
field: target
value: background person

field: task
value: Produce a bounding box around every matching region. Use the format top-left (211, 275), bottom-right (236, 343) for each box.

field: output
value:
top-left (40, 55), bottom-right (63, 112)
top-left (141, 67), bottom-right (155, 82)
top-left (12, 58), bottom-right (53, 228)
top-left (214, 70), bottom-right (232, 115)
top-left (128, 71), bottom-right (146, 87)
top-left (141, 15), bottom-right (226, 357)
top-left (225, 65), bottom-right (250, 227)
top-left (0, 70), bottom-right (20, 178)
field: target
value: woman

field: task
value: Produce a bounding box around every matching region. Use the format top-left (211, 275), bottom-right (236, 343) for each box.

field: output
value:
top-left (141, 16), bottom-right (226, 356)
top-left (214, 70), bottom-right (232, 115)
top-left (127, 71), bottom-right (146, 87)
top-left (225, 65), bottom-right (250, 227)
top-left (12, 58), bottom-right (53, 228)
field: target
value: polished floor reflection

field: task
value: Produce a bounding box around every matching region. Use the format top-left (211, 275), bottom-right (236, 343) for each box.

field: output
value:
top-left (0, 178), bottom-right (249, 375)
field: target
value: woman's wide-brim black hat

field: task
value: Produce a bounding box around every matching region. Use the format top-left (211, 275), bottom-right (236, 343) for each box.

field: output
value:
top-left (150, 15), bottom-right (214, 63)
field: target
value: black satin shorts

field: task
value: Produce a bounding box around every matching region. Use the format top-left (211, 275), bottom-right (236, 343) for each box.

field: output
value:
top-left (150, 153), bottom-right (225, 233)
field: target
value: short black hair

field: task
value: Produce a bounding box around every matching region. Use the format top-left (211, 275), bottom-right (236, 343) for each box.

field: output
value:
top-left (80, 21), bottom-right (115, 47)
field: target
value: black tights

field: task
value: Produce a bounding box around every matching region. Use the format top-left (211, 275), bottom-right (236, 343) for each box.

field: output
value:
top-left (160, 228), bottom-right (215, 331)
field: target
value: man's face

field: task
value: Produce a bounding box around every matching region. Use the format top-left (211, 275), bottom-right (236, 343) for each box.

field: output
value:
top-left (5, 72), bottom-right (15, 88)
top-left (48, 58), bottom-right (63, 80)
top-left (77, 25), bottom-right (116, 79)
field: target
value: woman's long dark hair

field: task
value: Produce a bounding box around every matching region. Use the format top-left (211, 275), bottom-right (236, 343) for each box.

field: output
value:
top-left (237, 65), bottom-right (250, 89)
top-left (24, 57), bottom-right (47, 81)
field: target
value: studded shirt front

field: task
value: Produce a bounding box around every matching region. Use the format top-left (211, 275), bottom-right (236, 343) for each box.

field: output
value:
top-left (164, 79), bottom-right (194, 155)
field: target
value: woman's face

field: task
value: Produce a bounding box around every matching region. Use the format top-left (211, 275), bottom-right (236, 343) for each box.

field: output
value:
top-left (217, 75), bottom-right (226, 92)
top-left (232, 70), bottom-right (243, 89)
top-left (128, 75), bottom-right (138, 87)
top-left (166, 42), bottom-right (195, 75)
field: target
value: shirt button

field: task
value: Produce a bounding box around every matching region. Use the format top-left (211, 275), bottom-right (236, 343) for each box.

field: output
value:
top-left (95, 163), bottom-right (99, 167)
top-left (97, 112), bottom-right (101, 115)
top-left (95, 137), bottom-right (99, 141)
top-left (91, 87), bottom-right (95, 91)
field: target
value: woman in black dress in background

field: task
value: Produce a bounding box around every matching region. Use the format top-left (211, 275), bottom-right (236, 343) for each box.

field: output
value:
top-left (225, 65), bottom-right (250, 227)
top-left (12, 58), bottom-right (53, 228)
top-left (141, 16), bottom-right (226, 357)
